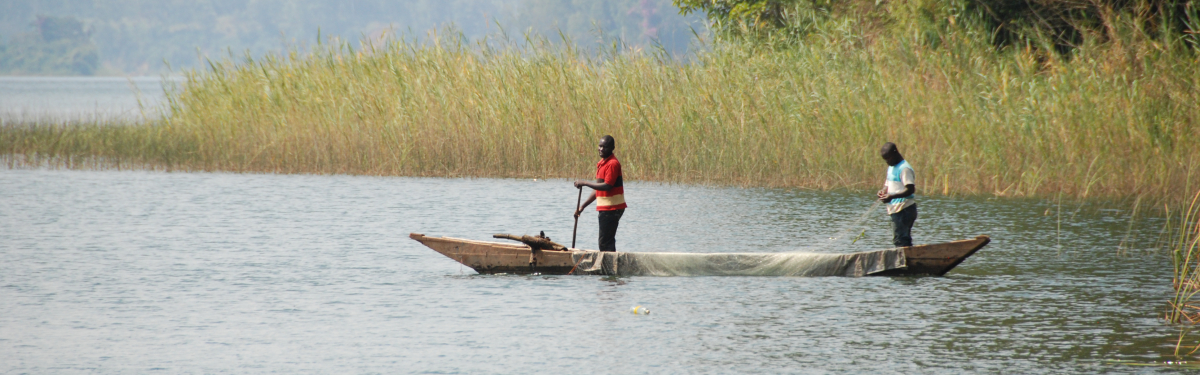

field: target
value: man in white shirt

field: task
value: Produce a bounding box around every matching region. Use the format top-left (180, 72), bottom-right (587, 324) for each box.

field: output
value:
top-left (876, 142), bottom-right (917, 247)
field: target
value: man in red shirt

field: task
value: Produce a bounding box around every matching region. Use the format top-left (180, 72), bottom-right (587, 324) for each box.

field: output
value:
top-left (574, 135), bottom-right (627, 252)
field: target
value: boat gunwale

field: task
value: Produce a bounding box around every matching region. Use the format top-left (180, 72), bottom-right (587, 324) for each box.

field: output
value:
top-left (410, 233), bottom-right (990, 276)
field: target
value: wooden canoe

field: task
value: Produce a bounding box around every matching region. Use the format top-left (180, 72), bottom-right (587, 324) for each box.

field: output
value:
top-left (409, 233), bottom-right (990, 277)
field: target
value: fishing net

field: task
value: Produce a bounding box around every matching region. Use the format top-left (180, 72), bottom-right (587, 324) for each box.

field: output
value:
top-left (569, 201), bottom-right (903, 277)
top-left (569, 248), bottom-right (905, 277)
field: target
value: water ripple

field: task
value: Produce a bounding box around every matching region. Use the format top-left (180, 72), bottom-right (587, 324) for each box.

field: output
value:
top-left (0, 169), bottom-right (1181, 373)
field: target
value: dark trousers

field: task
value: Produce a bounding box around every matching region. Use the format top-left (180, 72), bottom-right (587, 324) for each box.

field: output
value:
top-left (890, 204), bottom-right (918, 247)
top-left (598, 209), bottom-right (624, 252)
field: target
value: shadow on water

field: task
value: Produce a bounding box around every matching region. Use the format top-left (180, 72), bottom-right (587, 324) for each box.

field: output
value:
top-left (600, 275), bottom-right (627, 285)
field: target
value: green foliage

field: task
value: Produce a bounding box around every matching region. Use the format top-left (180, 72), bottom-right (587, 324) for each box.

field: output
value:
top-left (674, 0), bottom-right (1200, 55)
top-left (673, 0), bottom-right (842, 38)
top-left (674, 0), bottom-right (795, 29)
top-left (964, 0), bottom-right (1200, 50)
top-left (0, 15), bottom-right (98, 75)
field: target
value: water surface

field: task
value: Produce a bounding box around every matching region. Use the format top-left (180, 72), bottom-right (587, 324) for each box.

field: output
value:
top-left (0, 169), bottom-right (1182, 373)
top-left (0, 77), bottom-right (173, 122)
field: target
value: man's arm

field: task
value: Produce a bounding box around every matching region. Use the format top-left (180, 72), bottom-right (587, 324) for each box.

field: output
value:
top-left (574, 178), bottom-right (613, 191)
top-left (573, 177), bottom-right (610, 218)
top-left (880, 166), bottom-right (915, 202)
top-left (575, 191), bottom-right (597, 219)
top-left (881, 184), bottom-right (915, 202)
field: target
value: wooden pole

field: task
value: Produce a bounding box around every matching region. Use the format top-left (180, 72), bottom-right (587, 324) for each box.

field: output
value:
top-left (572, 187), bottom-right (582, 248)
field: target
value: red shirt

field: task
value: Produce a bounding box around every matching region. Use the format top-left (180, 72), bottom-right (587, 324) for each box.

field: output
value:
top-left (595, 155), bottom-right (626, 211)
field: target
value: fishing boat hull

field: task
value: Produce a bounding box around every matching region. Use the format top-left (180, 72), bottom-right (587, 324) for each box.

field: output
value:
top-left (409, 233), bottom-right (990, 277)
top-left (869, 235), bottom-right (991, 276)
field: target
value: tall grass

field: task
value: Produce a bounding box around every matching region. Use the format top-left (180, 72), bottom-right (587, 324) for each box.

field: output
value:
top-left (1, 6), bottom-right (1197, 206)
top-left (1168, 190), bottom-right (1200, 357)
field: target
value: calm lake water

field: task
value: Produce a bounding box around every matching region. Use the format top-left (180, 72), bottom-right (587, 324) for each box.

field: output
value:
top-left (0, 77), bottom-right (174, 122)
top-left (0, 168), bottom-right (1185, 373)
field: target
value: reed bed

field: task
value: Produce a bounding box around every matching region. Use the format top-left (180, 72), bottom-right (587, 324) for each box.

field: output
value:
top-left (1169, 190), bottom-right (1200, 357)
top-left (1, 14), bottom-right (1197, 206)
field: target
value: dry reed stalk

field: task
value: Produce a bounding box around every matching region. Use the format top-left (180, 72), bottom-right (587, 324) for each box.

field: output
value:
top-left (1167, 189), bottom-right (1200, 358)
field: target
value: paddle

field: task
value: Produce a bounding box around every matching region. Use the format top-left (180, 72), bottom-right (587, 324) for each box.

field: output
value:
top-left (571, 186), bottom-right (582, 248)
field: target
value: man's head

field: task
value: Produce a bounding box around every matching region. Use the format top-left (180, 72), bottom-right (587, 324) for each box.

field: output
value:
top-left (598, 135), bottom-right (615, 158)
top-left (880, 142), bottom-right (903, 166)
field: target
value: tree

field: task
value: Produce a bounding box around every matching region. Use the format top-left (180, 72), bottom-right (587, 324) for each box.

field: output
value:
top-left (673, 0), bottom-right (814, 33)
top-left (0, 15), bottom-right (99, 75)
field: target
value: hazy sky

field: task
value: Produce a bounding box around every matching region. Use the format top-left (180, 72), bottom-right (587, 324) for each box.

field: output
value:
top-left (1, 0), bottom-right (706, 75)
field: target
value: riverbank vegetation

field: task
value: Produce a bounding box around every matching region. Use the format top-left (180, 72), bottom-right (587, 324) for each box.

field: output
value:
top-left (1169, 190), bottom-right (1200, 357)
top-left (2, 0), bottom-right (1198, 208)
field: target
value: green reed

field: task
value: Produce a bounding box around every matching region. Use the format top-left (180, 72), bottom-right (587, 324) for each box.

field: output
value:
top-left (1, 12), bottom-right (1197, 207)
top-left (1, 119), bottom-right (189, 170)
top-left (1167, 190), bottom-right (1200, 357)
